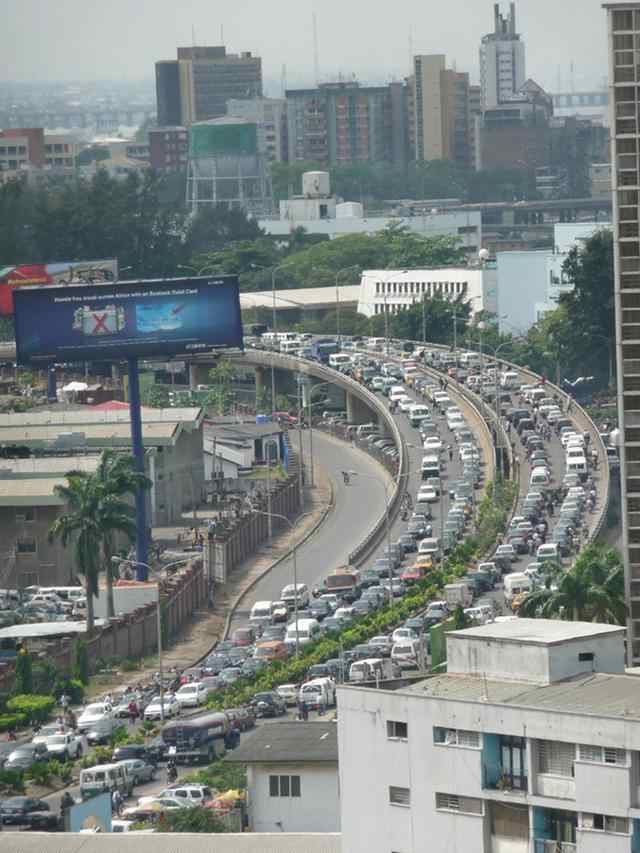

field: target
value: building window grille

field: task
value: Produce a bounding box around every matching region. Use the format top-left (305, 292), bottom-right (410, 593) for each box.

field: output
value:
top-left (434, 727), bottom-right (480, 748)
top-left (389, 786), bottom-right (410, 806)
top-left (269, 775), bottom-right (300, 797)
top-left (578, 745), bottom-right (627, 766)
top-left (436, 793), bottom-right (483, 814)
top-left (537, 740), bottom-right (575, 777)
top-left (387, 721), bottom-right (408, 740)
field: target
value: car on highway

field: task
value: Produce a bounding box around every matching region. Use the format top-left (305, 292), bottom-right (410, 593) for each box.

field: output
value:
top-left (231, 626), bottom-right (256, 647)
top-left (495, 544), bottom-right (517, 563)
top-left (417, 485), bottom-right (439, 504)
top-left (260, 624), bottom-right (287, 641)
top-left (423, 436), bottom-right (444, 454)
top-left (397, 533), bottom-right (418, 553)
top-left (218, 667), bottom-right (243, 686)
top-left (4, 742), bottom-right (49, 771)
top-left (43, 731), bottom-right (83, 761)
top-left (0, 796), bottom-right (58, 828)
top-left (407, 517), bottom-right (431, 539)
top-left (253, 640), bottom-right (289, 662)
top-left (391, 626), bottom-right (419, 645)
top-left (368, 635), bottom-right (394, 657)
top-left (175, 682), bottom-right (210, 709)
top-left (144, 693), bottom-right (180, 721)
top-left (308, 598), bottom-right (332, 621)
top-left (112, 744), bottom-right (158, 768)
top-left (77, 701), bottom-right (114, 736)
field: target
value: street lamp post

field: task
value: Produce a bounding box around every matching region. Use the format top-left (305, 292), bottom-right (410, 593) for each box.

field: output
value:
top-left (244, 505), bottom-right (316, 656)
top-left (251, 263), bottom-right (288, 416)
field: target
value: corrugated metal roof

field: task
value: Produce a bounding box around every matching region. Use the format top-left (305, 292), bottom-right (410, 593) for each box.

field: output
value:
top-left (227, 721), bottom-right (338, 764)
top-left (407, 672), bottom-right (640, 721)
top-left (0, 833), bottom-right (342, 853)
top-left (448, 618), bottom-right (624, 646)
top-left (0, 422), bottom-right (180, 447)
top-left (0, 407), bottom-right (202, 428)
top-left (240, 285), bottom-right (359, 310)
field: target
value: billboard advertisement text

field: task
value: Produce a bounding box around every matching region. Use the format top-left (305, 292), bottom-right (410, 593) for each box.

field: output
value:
top-left (14, 276), bottom-right (243, 365)
top-left (0, 260), bottom-right (118, 315)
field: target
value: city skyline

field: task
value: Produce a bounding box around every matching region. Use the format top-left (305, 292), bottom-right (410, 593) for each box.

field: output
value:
top-left (5, 0), bottom-right (608, 93)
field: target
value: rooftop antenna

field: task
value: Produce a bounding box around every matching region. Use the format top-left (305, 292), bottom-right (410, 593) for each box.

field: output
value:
top-left (312, 10), bottom-right (320, 84)
top-left (281, 63), bottom-right (288, 98)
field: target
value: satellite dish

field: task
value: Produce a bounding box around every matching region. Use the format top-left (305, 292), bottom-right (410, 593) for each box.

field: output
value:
top-left (478, 248), bottom-right (490, 261)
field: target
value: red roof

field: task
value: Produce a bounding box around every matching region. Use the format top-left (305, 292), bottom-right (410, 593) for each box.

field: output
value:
top-left (91, 400), bottom-right (134, 411)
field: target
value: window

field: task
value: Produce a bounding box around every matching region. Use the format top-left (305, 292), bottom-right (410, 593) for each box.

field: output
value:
top-left (16, 540), bottom-right (36, 554)
top-left (582, 813), bottom-right (629, 834)
top-left (435, 793), bottom-right (483, 815)
top-left (578, 744), bottom-right (627, 766)
top-left (389, 786), bottom-right (410, 806)
top-left (537, 740), bottom-right (575, 776)
top-left (15, 508), bottom-right (35, 522)
top-left (433, 727), bottom-right (480, 748)
top-left (269, 775), bottom-right (300, 797)
top-left (387, 720), bottom-right (408, 740)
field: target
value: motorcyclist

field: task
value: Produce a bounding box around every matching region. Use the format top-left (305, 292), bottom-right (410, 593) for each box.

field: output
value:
top-left (167, 758), bottom-right (178, 783)
top-left (342, 471), bottom-right (350, 485)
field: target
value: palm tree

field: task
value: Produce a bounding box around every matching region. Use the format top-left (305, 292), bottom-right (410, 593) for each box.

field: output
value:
top-left (94, 451), bottom-right (151, 618)
top-left (49, 472), bottom-right (102, 635)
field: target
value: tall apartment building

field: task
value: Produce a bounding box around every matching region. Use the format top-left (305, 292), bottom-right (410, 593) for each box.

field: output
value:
top-left (286, 81), bottom-right (408, 166)
top-left (226, 97), bottom-right (287, 162)
top-left (148, 126), bottom-right (188, 172)
top-left (480, 2), bottom-right (526, 109)
top-left (409, 56), bottom-right (473, 167)
top-left (606, 1), bottom-right (640, 666)
top-left (339, 618), bottom-right (640, 853)
top-left (155, 46), bottom-right (262, 127)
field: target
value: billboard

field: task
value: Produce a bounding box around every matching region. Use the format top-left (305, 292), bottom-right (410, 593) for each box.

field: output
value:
top-left (14, 276), bottom-right (243, 365)
top-left (0, 260), bottom-right (118, 315)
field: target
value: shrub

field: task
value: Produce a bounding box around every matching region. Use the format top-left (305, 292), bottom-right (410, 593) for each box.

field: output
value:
top-left (27, 761), bottom-right (51, 787)
top-left (6, 694), bottom-right (55, 724)
top-left (14, 647), bottom-right (33, 695)
top-left (0, 713), bottom-right (26, 732)
top-left (120, 658), bottom-right (140, 673)
top-left (0, 769), bottom-right (25, 793)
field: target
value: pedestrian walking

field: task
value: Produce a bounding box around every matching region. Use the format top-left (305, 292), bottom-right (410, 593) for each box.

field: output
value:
top-left (591, 448), bottom-right (599, 469)
top-left (112, 790), bottom-right (122, 817)
top-left (128, 700), bottom-right (138, 725)
top-left (448, 445), bottom-right (453, 462)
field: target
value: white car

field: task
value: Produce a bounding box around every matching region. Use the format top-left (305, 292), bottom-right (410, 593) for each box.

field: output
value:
top-left (416, 485), bottom-right (439, 504)
top-left (43, 731), bottom-right (83, 761)
top-left (397, 395), bottom-right (414, 412)
top-left (391, 627), bottom-right (419, 645)
top-left (175, 682), bottom-right (210, 709)
top-left (560, 430), bottom-right (580, 448)
top-left (143, 693), bottom-right (180, 721)
top-left (77, 702), bottom-right (113, 733)
top-left (159, 784), bottom-right (213, 804)
top-left (423, 436), bottom-right (444, 454)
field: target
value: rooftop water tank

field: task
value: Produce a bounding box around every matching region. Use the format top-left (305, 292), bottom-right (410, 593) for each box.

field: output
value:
top-left (336, 201), bottom-right (363, 219)
top-left (302, 171), bottom-right (330, 198)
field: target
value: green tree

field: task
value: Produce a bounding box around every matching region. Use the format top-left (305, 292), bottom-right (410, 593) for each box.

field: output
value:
top-left (207, 358), bottom-right (235, 415)
top-left (93, 450), bottom-right (152, 618)
top-left (141, 384), bottom-right (170, 408)
top-left (49, 473), bottom-right (103, 635)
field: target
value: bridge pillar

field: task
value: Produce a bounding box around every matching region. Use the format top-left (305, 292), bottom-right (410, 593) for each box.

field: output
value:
top-left (189, 363), bottom-right (210, 389)
top-left (346, 392), bottom-right (376, 425)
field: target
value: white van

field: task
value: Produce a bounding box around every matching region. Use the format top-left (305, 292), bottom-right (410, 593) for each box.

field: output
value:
top-left (391, 640), bottom-right (420, 670)
top-left (418, 537), bottom-right (441, 561)
top-left (503, 572), bottom-right (532, 603)
top-left (298, 678), bottom-right (335, 710)
top-left (80, 763), bottom-right (133, 800)
top-left (500, 371), bottom-right (520, 389)
top-left (250, 600), bottom-right (274, 629)
top-left (280, 340), bottom-right (301, 355)
top-left (329, 353), bottom-right (353, 371)
top-left (368, 337), bottom-right (387, 351)
top-left (349, 658), bottom-right (397, 683)
top-left (389, 385), bottom-right (407, 403)
top-left (284, 617), bottom-right (321, 650)
top-left (566, 456), bottom-right (588, 480)
top-left (280, 583), bottom-right (310, 610)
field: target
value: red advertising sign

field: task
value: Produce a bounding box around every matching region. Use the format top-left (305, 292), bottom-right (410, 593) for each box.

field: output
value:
top-left (0, 260), bottom-right (118, 315)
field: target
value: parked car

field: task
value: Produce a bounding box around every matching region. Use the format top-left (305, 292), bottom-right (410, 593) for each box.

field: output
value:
top-left (112, 744), bottom-right (157, 768)
top-left (175, 682), bottom-right (210, 709)
top-left (117, 758), bottom-right (155, 785)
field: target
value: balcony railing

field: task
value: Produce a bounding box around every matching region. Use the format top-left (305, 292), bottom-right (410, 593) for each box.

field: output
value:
top-left (482, 768), bottom-right (528, 793)
top-left (534, 841), bottom-right (576, 853)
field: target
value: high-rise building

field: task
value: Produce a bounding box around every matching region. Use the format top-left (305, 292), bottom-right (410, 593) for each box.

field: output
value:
top-left (605, 1), bottom-right (640, 666)
top-left (468, 84), bottom-right (482, 169)
top-left (285, 81), bottom-right (408, 166)
top-left (148, 126), bottom-right (188, 172)
top-left (479, 2), bottom-right (526, 109)
top-left (409, 56), bottom-right (472, 166)
top-left (226, 97), bottom-right (288, 163)
top-left (155, 46), bottom-right (262, 127)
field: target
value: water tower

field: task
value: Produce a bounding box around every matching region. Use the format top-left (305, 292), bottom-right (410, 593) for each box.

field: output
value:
top-left (186, 117), bottom-right (274, 217)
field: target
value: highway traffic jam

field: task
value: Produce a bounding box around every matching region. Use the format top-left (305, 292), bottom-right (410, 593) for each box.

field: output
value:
top-left (0, 334), bottom-right (609, 833)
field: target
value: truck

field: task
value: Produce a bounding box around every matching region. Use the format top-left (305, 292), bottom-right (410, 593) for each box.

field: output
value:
top-left (503, 572), bottom-right (532, 604)
top-left (444, 582), bottom-right (474, 608)
top-left (161, 711), bottom-right (229, 764)
top-left (311, 338), bottom-right (339, 364)
top-left (319, 566), bottom-right (361, 602)
top-left (43, 731), bottom-right (84, 761)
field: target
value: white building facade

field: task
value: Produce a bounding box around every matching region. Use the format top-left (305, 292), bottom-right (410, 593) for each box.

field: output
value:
top-left (479, 2), bottom-right (526, 109)
top-left (338, 619), bottom-right (640, 853)
top-left (357, 265), bottom-right (497, 319)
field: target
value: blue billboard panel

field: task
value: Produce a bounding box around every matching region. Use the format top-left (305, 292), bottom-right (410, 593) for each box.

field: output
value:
top-left (14, 276), bottom-right (243, 365)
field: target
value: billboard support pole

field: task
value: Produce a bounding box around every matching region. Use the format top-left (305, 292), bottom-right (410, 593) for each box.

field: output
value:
top-left (127, 357), bottom-right (149, 580)
top-left (47, 366), bottom-right (57, 403)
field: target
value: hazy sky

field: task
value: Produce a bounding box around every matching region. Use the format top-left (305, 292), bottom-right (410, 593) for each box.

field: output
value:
top-left (5, 0), bottom-right (609, 92)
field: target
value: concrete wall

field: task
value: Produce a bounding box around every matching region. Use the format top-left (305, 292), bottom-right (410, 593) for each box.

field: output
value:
top-left (0, 504), bottom-right (69, 588)
top-left (248, 762), bottom-right (340, 833)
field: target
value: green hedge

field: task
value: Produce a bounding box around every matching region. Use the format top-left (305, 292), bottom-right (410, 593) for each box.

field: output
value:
top-left (7, 694), bottom-right (56, 724)
top-left (0, 712), bottom-right (26, 732)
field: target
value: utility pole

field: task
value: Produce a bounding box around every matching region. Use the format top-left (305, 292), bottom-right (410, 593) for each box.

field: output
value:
top-left (422, 294), bottom-right (426, 345)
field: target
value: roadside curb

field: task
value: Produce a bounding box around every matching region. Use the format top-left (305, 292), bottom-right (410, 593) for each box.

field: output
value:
top-left (221, 472), bottom-right (336, 641)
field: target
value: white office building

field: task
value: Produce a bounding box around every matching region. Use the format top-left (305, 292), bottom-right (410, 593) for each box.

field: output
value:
top-left (357, 265), bottom-right (497, 319)
top-left (480, 2), bottom-right (526, 109)
top-left (497, 221), bottom-right (612, 333)
top-left (337, 618), bottom-right (640, 853)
